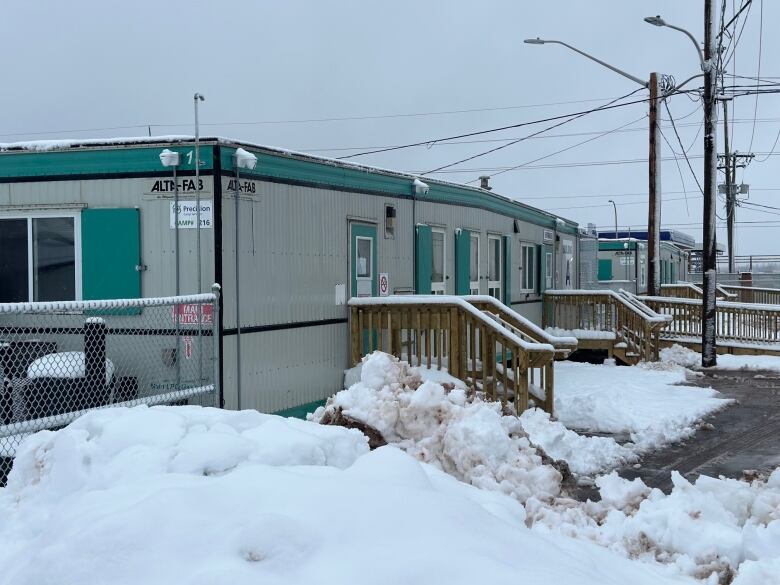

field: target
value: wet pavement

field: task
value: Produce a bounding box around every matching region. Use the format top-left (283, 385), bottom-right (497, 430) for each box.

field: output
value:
top-left (574, 367), bottom-right (780, 499)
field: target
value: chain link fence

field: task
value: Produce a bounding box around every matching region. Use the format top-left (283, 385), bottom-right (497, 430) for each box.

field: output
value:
top-left (0, 286), bottom-right (220, 482)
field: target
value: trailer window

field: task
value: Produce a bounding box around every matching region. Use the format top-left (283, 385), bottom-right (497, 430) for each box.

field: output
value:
top-left (520, 243), bottom-right (536, 292)
top-left (0, 215), bottom-right (78, 302)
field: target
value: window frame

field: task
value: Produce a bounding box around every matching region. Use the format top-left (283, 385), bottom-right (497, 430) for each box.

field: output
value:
top-left (469, 232), bottom-right (480, 294)
top-left (430, 227), bottom-right (447, 294)
top-left (519, 242), bottom-right (536, 293)
top-left (487, 233), bottom-right (502, 300)
top-left (0, 211), bottom-right (82, 302)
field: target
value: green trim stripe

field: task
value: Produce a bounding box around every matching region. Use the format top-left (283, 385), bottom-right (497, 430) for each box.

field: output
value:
top-left (0, 145), bottom-right (213, 179)
top-left (220, 146), bottom-right (579, 234)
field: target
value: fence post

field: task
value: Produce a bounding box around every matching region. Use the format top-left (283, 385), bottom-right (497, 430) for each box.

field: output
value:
top-left (84, 317), bottom-right (108, 406)
top-left (211, 283), bottom-right (221, 408)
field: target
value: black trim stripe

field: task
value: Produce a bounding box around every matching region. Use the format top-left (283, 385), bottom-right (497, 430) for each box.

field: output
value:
top-left (0, 169), bottom-right (214, 184)
top-left (223, 317), bottom-right (347, 336)
top-left (510, 299), bottom-right (543, 305)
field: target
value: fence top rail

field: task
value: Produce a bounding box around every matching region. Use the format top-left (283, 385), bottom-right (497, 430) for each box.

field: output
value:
top-left (0, 292), bottom-right (217, 314)
top-left (637, 294), bottom-right (780, 312)
top-left (545, 289), bottom-right (670, 323)
top-left (349, 295), bottom-right (555, 353)
top-left (661, 282), bottom-right (703, 293)
top-left (462, 295), bottom-right (578, 347)
top-left (720, 284), bottom-right (780, 293)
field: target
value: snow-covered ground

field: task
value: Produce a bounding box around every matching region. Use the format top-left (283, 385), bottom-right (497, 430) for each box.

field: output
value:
top-left (332, 355), bottom-right (730, 477)
top-left (553, 360), bottom-right (730, 453)
top-left (663, 343), bottom-right (780, 373)
top-left (0, 405), bottom-right (692, 585)
top-left (1, 351), bottom-right (776, 584)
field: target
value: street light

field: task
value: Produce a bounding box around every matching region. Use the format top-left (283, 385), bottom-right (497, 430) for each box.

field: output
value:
top-left (193, 92), bottom-right (205, 386)
top-left (160, 148), bottom-right (182, 393)
top-left (232, 147), bottom-right (258, 411)
top-left (159, 149), bottom-right (181, 296)
top-left (645, 12), bottom-right (718, 367)
top-left (524, 37), bottom-right (664, 296)
top-left (608, 199), bottom-right (618, 239)
top-left (523, 38), bottom-right (647, 86)
top-left (644, 16), bottom-right (706, 70)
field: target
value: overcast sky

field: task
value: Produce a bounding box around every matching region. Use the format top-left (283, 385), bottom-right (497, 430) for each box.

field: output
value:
top-left (3, 1), bottom-right (778, 255)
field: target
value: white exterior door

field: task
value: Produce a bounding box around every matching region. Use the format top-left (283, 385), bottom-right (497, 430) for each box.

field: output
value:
top-left (488, 235), bottom-right (502, 300)
top-left (469, 233), bottom-right (480, 294)
top-left (431, 228), bottom-right (446, 294)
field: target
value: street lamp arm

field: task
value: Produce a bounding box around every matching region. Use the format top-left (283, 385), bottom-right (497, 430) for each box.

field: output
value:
top-left (662, 23), bottom-right (706, 71)
top-left (529, 39), bottom-right (647, 88)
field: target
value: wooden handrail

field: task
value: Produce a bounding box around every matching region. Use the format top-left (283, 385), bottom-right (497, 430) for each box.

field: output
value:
top-left (660, 283), bottom-right (703, 299)
top-left (638, 294), bottom-right (780, 345)
top-left (348, 296), bottom-right (557, 414)
top-left (543, 289), bottom-right (669, 362)
top-left (720, 284), bottom-right (780, 305)
top-left (464, 295), bottom-right (577, 358)
top-left (661, 282), bottom-right (736, 301)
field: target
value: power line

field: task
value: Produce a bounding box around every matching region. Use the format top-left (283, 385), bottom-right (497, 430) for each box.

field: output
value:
top-left (421, 89), bottom-right (647, 174)
top-left (462, 114), bottom-right (648, 185)
top-left (336, 90), bottom-right (695, 161)
top-left (662, 99), bottom-right (704, 194)
top-left (415, 150), bottom-right (779, 175)
top-left (515, 186), bottom-right (780, 201)
top-left (0, 96), bottom-right (646, 140)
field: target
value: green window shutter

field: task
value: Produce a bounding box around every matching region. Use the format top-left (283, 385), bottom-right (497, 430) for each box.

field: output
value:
top-left (598, 259), bottom-right (613, 281)
top-left (536, 244), bottom-right (543, 293)
top-left (81, 209), bottom-right (141, 302)
top-left (503, 235), bottom-right (512, 303)
top-left (454, 229), bottom-right (471, 295)
top-left (415, 224), bottom-right (432, 294)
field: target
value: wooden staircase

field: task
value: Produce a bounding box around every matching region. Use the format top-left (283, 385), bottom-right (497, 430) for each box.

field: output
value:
top-left (543, 289), bottom-right (671, 365)
top-left (348, 296), bottom-right (577, 415)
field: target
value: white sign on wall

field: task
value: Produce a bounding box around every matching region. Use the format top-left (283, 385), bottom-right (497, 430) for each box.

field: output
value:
top-left (379, 273), bottom-right (389, 296)
top-left (619, 257), bottom-right (636, 266)
top-left (170, 201), bottom-right (213, 229)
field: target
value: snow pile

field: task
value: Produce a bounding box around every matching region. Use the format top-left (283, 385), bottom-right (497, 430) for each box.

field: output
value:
top-left (553, 361), bottom-right (730, 452)
top-left (0, 406), bottom-right (690, 585)
top-left (518, 408), bottom-right (636, 475)
top-left (528, 470), bottom-right (780, 584)
top-left (662, 343), bottom-right (780, 373)
top-left (312, 352), bottom-right (564, 502)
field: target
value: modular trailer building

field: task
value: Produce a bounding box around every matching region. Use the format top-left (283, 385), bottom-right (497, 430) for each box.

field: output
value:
top-left (0, 137), bottom-right (583, 414)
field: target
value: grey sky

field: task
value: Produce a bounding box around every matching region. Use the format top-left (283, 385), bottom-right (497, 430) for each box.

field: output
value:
top-left (2, 1), bottom-right (778, 254)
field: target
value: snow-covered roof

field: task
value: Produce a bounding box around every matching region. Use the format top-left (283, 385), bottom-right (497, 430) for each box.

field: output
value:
top-left (0, 135), bottom-right (578, 228)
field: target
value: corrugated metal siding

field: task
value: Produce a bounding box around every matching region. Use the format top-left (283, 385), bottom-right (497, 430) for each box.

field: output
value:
top-left (222, 322), bottom-right (347, 412)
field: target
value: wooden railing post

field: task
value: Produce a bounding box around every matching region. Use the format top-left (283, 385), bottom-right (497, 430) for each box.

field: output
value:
top-left (543, 361), bottom-right (554, 416)
top-left (350, 306), bottom-right (361, 366)
top-left (449, 306), bottom-right (460, 379)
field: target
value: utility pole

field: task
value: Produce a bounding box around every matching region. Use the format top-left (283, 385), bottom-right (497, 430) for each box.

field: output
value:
top-left (722, 100), bottom-right (735, 273)
top-left (647, 72), bottom-right (662, 296)
top-left (702, 0), bottom-right (718, 367)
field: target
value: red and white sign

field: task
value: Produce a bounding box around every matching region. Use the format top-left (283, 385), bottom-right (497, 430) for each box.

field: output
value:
top-left (183, 336), bottom-right (193, 359)
top-left (379, 273), bottom-right (389, 297)
top-left (172, 303), bottom-right (213, 326)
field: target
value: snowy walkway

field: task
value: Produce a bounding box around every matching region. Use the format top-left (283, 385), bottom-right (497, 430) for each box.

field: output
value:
top-left (609, 367), bottom-right (780, 493)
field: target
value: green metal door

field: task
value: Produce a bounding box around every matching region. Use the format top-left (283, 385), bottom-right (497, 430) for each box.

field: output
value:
top-left (454, 229), bottom-right (470, 295)
top-left (598, 259), bottom-right (613, 281)
top-left (350, 223), bottom-right (377, 356)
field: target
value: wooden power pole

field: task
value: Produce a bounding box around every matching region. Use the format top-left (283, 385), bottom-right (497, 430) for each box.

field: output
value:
top-left (702, 0), bottom-right (718, 367)
top-left (647, 72), bottom-right (662, 296)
